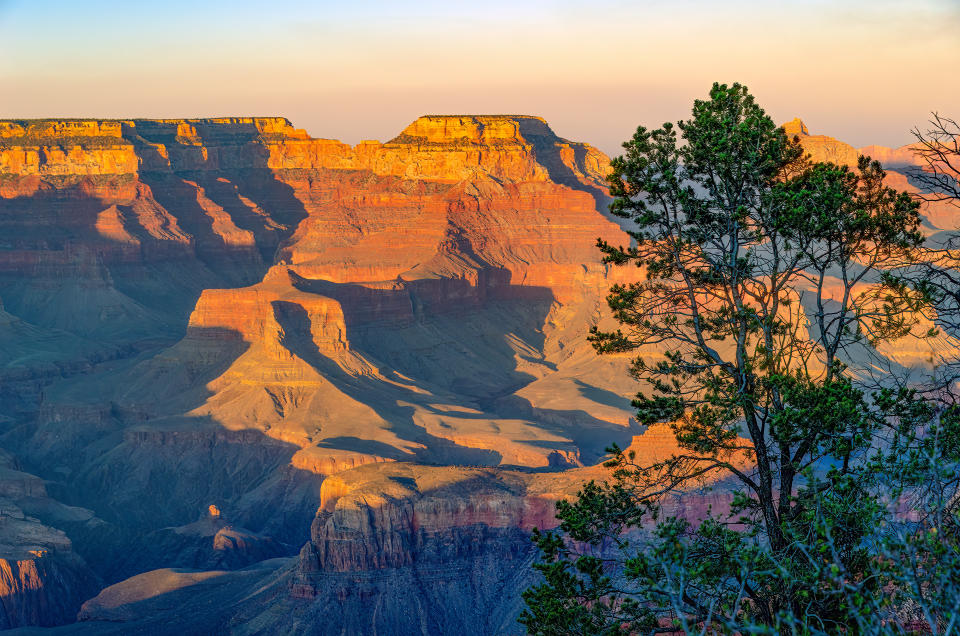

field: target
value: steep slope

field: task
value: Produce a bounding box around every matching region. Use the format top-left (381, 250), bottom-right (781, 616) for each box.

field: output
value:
top-left (0, 115), bottom-right (639, 625)
top-left (0, 451), bottom-right (99, 628)
top-left (14, 426), bottom-right (742, 635)
top-left (786, 117), bottom-right (960, 233)
top-left (1, 115), bottom-right (949, 632)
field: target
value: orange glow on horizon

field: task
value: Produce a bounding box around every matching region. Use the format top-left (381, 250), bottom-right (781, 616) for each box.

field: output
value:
top-left (1, 0), bottom-right (957, 155)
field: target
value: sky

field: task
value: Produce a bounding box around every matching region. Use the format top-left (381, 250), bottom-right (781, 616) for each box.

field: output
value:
top-left (1, 0), bottom-right (958, 156)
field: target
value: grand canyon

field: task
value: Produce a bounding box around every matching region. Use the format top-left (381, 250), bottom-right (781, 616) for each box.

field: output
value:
top-left (0, 112), bottom-right (950, 633)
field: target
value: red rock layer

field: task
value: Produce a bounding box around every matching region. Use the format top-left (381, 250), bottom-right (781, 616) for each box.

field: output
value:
top-left (0, 456), bottom-right (100, 628)
top-left (20, 114), bottom-right (630, 471)
top-left (3, 114), bottom-right (947, 633)
top-left (0, 551), bottom-right (97, 628)
top-left (785, 118), bottom-right (957, 232)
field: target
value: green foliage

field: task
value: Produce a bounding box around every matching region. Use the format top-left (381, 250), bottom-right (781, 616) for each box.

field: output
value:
top-left (521, 83), bottom-right (960, 635)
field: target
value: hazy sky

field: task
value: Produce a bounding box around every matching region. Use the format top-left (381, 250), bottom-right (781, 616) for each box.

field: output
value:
top-left (1, 0), bottom-right (957, 155)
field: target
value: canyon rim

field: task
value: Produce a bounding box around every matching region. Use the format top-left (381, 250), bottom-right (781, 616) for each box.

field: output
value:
top-left (2, 0), bottom-right (959, 633)
top-left (0, 113), bottom-right (951, 633)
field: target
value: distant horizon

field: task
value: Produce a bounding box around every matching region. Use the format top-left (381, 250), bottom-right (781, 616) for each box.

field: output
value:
top-left (0, 107), bottom-right (942, 161)
top-left (3, 0), bottom-right (958, 156)
top-left (0, 111), bottom-right (930, 157)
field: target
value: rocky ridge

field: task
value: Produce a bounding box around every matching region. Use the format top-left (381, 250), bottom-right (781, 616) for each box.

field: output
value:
top-left (0, 451), bottom-right (99, 628)
top-left (0, 114), bottom-right (637, 630)
top-left (0, 116), bottom-right (951, 633)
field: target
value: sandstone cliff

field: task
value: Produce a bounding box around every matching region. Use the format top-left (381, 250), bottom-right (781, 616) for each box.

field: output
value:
top-left (0, 114), bottom-right (949, 632)
top-left (0, 453), bottom-right (99, 628)
top-left (786, 118), bottom-right (959, 233)
top-left (0, 114), bottom-right (637, 627)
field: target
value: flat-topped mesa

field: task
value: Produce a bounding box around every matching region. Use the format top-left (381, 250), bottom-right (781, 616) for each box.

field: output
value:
top-left (0, 117), bottom-right (314, 176)
top-left (392, 115), bottom-right (551, 146)
top-left (781, 117), bottom-right (859, 167)
top-left (269, 113), bottom-right (618, 291)
top-left (0, 120), bottom-right (124, 140)
top-left (0, 120), bottom-right (136, 177)
top-left (370, 115), bottom-right (611, 184)
top-left (183, 277), bottom-right (354, 352)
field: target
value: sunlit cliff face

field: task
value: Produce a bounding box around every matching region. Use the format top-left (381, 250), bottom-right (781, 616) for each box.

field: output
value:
top-left (0, 113), bottom-right (637, 629)
top-left (0, 112), bottom-right (954, 631)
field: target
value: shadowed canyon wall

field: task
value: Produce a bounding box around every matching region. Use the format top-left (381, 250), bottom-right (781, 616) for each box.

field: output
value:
top-left (0, 115), bottom-right (950, 633)
top-left (0, 114), bottom-right (639, 632)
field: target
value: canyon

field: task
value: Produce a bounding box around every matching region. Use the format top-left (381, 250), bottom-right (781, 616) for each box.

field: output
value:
top-left (0, 115), bottom-right (949, 634)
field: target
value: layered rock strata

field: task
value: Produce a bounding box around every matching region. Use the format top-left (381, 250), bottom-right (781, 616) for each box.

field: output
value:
top-left (0, 452), bottom-right (99, 628)
top-left (0, 114), bottom-right (636, 627)
top-left (0, 115), bottom-right (948, 632)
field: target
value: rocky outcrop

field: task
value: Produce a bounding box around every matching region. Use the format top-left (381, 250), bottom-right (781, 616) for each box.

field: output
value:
top-left (0, 113), bottom-right (948, 633)
top-left (783, 120), bottom-right (960, 233)
top-left (0, 548), bottom-right (97, 628)
top-left (783, 117), bottom-right (860, 166)
top-left (0, 455), bottom-right (99, 628)
top-left (119, 506), bottom-right (287, 574)
top-left (281, 464), bottom-right (559, 634)
top-left (295, 465), bottom-right (556, 575)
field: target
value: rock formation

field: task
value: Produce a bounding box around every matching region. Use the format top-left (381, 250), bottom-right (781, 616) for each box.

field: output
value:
top-left (788, 118), bottom-right (959, 233)
top-left (784, 117), bottom-right (860, 166)
top-left (0, 451), bottom-right (99, 628)
top-left (0, 114), bottom-right (638, 629)
top-left (0, 115), bottom-right (948, 632)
